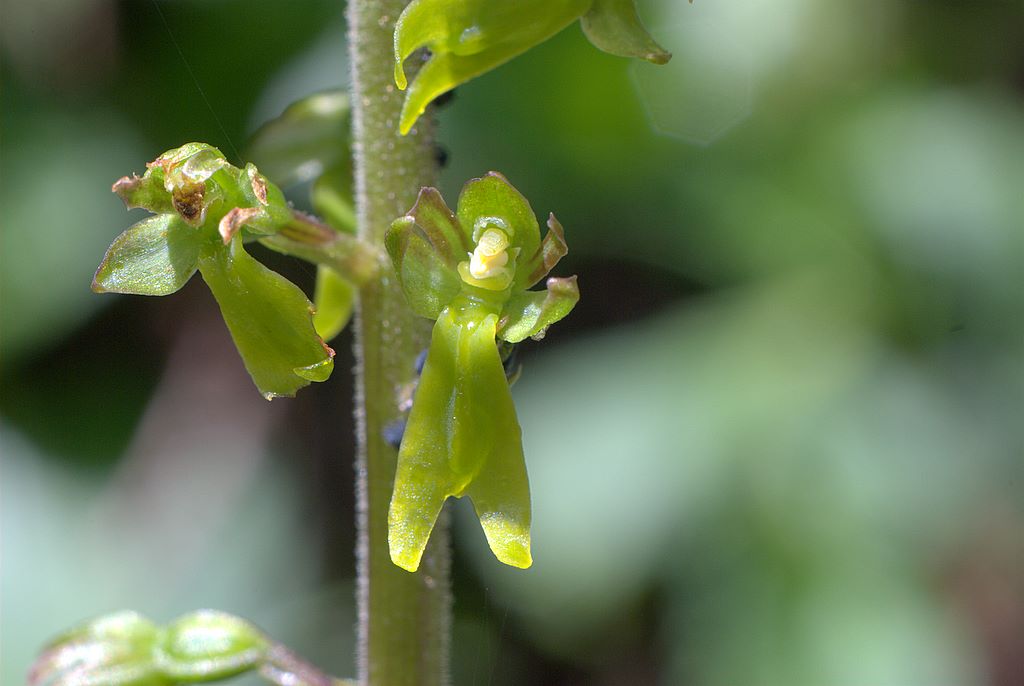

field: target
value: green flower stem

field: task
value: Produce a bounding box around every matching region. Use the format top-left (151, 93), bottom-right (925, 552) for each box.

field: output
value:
top-left (347, 1), bottom-right (450, 685)
top-left (258, 211), bottom-right (379, 285)
top-left (261, 644), bottom-right (356, 686)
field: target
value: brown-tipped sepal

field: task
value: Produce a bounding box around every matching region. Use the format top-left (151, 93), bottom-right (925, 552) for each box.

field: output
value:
top-left (581, 0), bottom-right (672, 65)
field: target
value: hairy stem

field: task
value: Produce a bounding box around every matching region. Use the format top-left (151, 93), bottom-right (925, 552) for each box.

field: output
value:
top-left (346, 2), bottom-right (450, 685)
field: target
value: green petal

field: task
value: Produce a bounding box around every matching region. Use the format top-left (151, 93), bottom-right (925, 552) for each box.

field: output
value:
top-left (313, 266), bottom-right (355, 341)
top-left (498, 276), bottom-right (580, 343)
top-left (407, 186), bottom-right (470, 266)
top-left (457, 172), bottom-right (540, 259)
top-left (389, 304), bottom-right (531, 571)
top-left (385, 212), bottom-right (462, 320)
top-left (516, 212), bottom-right (569, 289)
top-left (394, 0), bottom-right (590, 134)
top-left (153, 611), bottom-right (268, 682)
top-left (580, 0), bottom-right (671, 65)
top-left (92, 215), bottom-right (201, 296)
top-left (198, 238), bottom-right (334, 399)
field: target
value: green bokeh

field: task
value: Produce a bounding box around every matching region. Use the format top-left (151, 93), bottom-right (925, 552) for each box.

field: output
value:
top-left (3, 1), bottom-right (1023, 684)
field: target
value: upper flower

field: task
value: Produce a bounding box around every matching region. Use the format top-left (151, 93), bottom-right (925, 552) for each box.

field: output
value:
top-left (393, 0), bottom-right (673, 134)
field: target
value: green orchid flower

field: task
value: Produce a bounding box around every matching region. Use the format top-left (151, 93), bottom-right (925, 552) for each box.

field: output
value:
top-left (93, 143), bottom-right (375, 399)
top-left (386, 172), bottom-right (580, 572)
top-left (394, 0), bottom-right (672, 134)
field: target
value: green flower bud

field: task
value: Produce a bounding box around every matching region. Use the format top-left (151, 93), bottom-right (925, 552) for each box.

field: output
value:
top-left (29, 611), bottom-right (166, 686)
top-left (385, 173), bottom-right (579, 572)
top-left (393, 0), bottom-right (672, 134)
top-left (153, 611), bottom-right (269, 682)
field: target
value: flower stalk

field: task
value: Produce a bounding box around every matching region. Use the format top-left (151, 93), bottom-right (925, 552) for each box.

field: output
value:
top-left (346, 1), bottom-right (450, 685)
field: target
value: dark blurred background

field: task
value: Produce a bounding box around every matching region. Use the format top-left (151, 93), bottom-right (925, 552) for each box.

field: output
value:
top-left (2, 1), bottom-right (1023, 684)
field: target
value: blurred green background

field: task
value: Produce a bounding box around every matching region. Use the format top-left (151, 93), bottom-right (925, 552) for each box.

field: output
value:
top-left (3, 1), bottom-right (1023, 684)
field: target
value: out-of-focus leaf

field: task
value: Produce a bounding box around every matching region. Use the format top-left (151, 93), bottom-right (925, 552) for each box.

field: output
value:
top-left (313, 267), bottom-right (355, 342)
top-left (91, 215), bottom-right (202, 296)
top-left (247, 90), bottom-right (351, 189)
top-left (198, 238), bottom-right (334, 399)
top-left (311, 165), bottom-right (356, 234)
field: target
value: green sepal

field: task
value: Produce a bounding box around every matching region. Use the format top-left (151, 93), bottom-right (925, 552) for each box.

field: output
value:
top-left (113, 173), bottom-right (174, 215)
top-left (580, 0), bottom-right (672, 65)
top-left (29, 611), bottom-right (166, 686)
top-left (247, 90), bottom-right (352, 190)
top-left (313, 266), bottom-right (356, 341)
top-left (385, 211), bottom-right (463, 320)
top-left (393, 0), bottom-right (591, 134)
top-left (457, 172), bottom-right (540, 263)
top-left (389, 303), bottom-right (531, 572)
top-left (198, 238), bottom-right (335, 399)
top-left (498, 276), bottom-right (580, 343)
top-left (152, 611), bottom-right (269, 683)
top-left (240, 164), bottom-right (288, 210)
top-left (516, 212), bottom-right (569, 289)
top-left (92, 214), bottom-right (201, 296)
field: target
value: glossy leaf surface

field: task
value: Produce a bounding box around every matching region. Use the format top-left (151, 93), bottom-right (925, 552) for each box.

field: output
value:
top-left (92, 215), bottom-right (201, 296)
